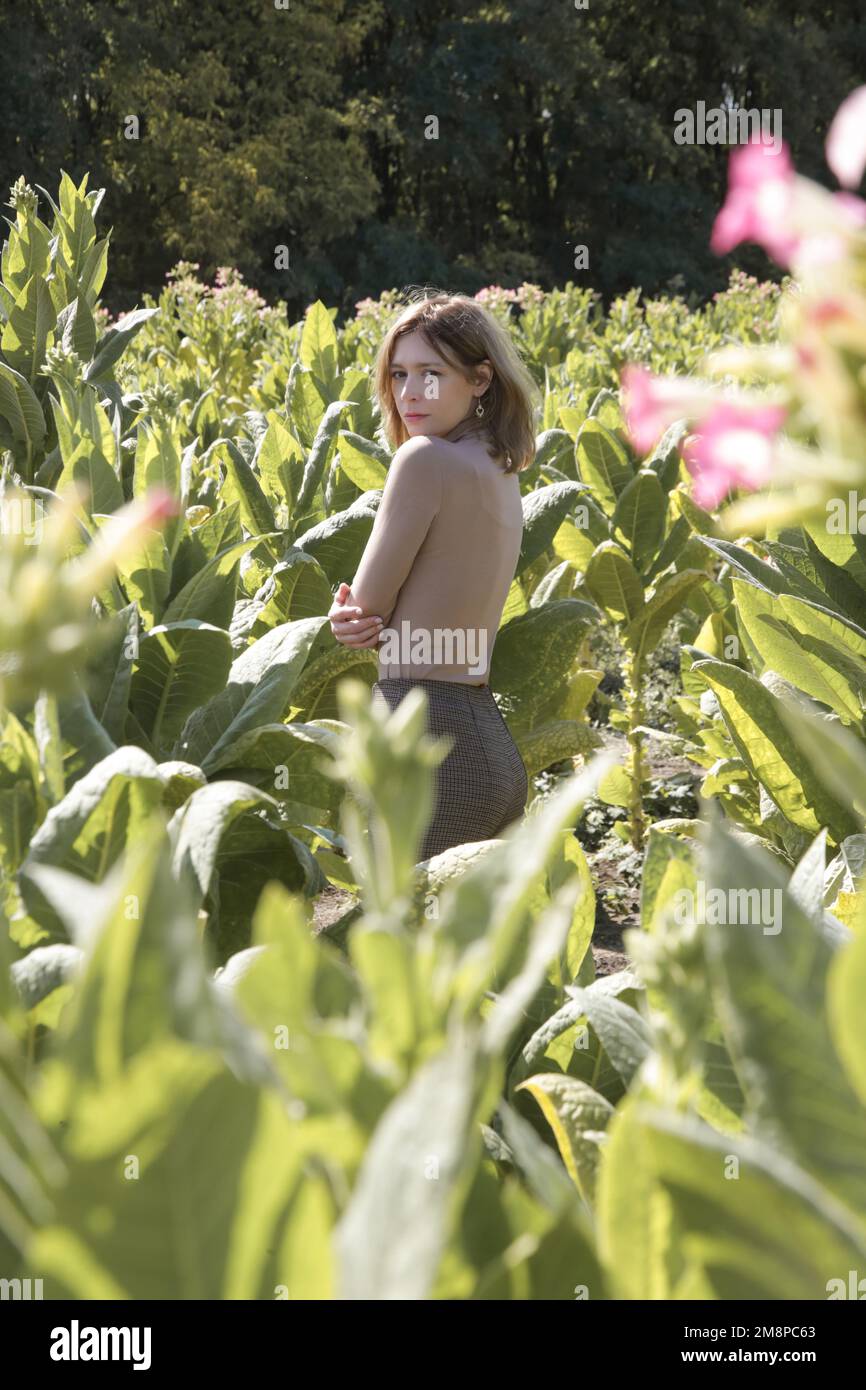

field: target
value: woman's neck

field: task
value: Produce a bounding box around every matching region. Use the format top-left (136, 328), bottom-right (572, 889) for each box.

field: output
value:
top-left (441, 416), bottom-right (492, 447)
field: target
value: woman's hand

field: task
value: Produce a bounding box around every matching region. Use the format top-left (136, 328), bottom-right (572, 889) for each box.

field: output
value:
top-left (328, 581), bottom-right (385, 648)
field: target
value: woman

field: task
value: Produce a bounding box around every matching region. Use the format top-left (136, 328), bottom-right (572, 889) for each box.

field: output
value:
top-left (328, 289), bottom-right (539, 861)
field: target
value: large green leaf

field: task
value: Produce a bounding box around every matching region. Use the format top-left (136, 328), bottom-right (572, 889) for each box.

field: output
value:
top-left (584, 542), bottom-right (644, 623)
top-left (204, 721), bottom-right (345, 826)
top-left (56, 436), bottom-right (124, 518)
top-left (168, 781), bottom-right (323, 938)
top-left (514, 720), bottom-right (601, 782)
top-left (745, 581), bottom-right (866, 722)
top-left (774, 695), bottom-right (866, 825)
top-left (336, 431), bottom-right (389, 492)
top-left (490, 599), bottom-right (599, 733)
top-left (551, 493), bottom-right (611, 570)
top-left (222, 884), bottom-right (363, 1113)
top-left (575, 418), bottom-right (633, 514)
top-left (828, 893), bottom-right (866, 1109)
top-left (699, 536), bottom-right (787, 595)
top-left (57, 294), bottom-right (96, 364)
top-left (132, 420), bottom-right (182, 554)
top-left (294, 491), bottom-right (378, 583)
top-left (169, 502), bottom-right (243, 597)
top-left (764, 539), bottom-right (858, 618)
top-left (611, 469), bottom-right (666, 570)
top-left (1, 273), bottom-right (56, 381)
top-left (52, 681), bottom-right (117, 789)
top-left (17, 748), bottom-right (166, 936)
top-left (692, 660), bottom-right (860, 843)
top-left (451, 1121), bottom-right (602, 1298)
top-left (480, 873), bottom-right (592, 1062)
top-left (561, 986), bottom-right (652, 1088)
top-left (701, 821), bottom-right (866, 1215)
top-left (0, 361), bottom-right (46, 463)
top-left (595, 1093), bottom-right (684, 1299)
top-left (544, 836), bottom-right (596, 988)
top-left (84, 308), bottom-right (158, 383)
top-left (800, 529), bottom-right (866, 614)
top-left (803, 517), bottom-right (866, 595)
top-left (334, 1021), bottom-right (488, 1300)
top-left (428, 750), bottom-right (614, 1020)
top-left (111, 525), bottom-right (171, 629)
top-left (640, 825), bottom-right (698, 936)
top-left (646, 419), bottom-right (688, 490)
top-left (254, 411), bottom-right (305, 513)
top-left (248, 550), bottom-right (334, 632)
top-left (0, 712), bottom-right (42, 883)
top-left (25, 817), bottom-right (277, 1089)
top-left (284, 642), bottom-right (378, 721)
top-left (533, 428), bottom-right (576, 478)
top-left (175, 616), bottom-right (327, 769)
top-left (598, 1096), bottom-right (866, 1299)
top-left (284, 361), bottom-right (325, 450)
top-left (645, 514), bottom-right (693, 581)
top-left (586, 387), bottom-right (624, 429)
top-left (130, 621), bottom-right (233, 752)
top-left (294, 400), bottom-right (355, 517)
top-left (77, 235), bottom-right (109, 308)
top-left (299, 299), bottom-right (339, 389)
top-left (1, 210), bottom-right (51, 296)
top-left (624, 570), bottom-right (708, 665)
top-left (53, 169), bottom-right (97, 278)
top-left (10, 941), bottom-right (82, 1011)
top-left (26, 1042), bottom-right (318, 1297)
top-left (161, 536), bottom-right (263, 628)
top-left (81, 604), bottom-right (137, 746)
top-left (217, 438), bottom-right (279, 553)
top-left (518, 1073), bottom-right (614, 1205)
top-left (517, 482), bottom-right (590, 576)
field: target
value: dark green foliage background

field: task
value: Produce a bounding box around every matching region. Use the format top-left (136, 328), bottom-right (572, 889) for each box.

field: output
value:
top-left (4, 0), bottom-right (864, 315)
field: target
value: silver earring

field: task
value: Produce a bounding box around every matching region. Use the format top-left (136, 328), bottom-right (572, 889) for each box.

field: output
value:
top-left (475, 399), bottom-right (485, 418)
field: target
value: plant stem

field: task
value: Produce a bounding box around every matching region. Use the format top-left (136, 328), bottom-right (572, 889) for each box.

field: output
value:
top-left (34, 690), bottom-right (64, 806)
top-left (623, 647), bottom-right (646, 849)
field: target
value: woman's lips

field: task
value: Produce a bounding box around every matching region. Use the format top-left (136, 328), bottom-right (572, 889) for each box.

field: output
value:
top-left (405, 412), bottom-right (428, 419)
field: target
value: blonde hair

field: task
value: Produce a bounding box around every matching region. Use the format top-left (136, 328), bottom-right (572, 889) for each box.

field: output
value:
top-left (372, 289), bottom-right (540, 474)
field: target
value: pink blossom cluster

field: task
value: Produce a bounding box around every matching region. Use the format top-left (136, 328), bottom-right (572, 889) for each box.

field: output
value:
top-left (711, 270), bottom-right (778, 303)
top-left (621, 85), bottom-right (866, 510)
top-left (208, 266), bottom-right (267, 310)
top-left (474, 283), bottom-right (546, 310)
top-left (473, 285), bottom-right (519, 308)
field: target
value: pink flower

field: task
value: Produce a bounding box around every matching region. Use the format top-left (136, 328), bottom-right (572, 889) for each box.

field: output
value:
top-left (620, 364), bottom-right (719, 456)
top-left (826, 85), bottom-right (866, 190)
top-left (68, 488), bottom-right (179, 596)
top-left (807, 298), bottom-right (850, 326)
top-left (711, 135), bottom-right (866, 273)
top-left (682, 403), bottom-right (786, 508)
top-left (711, 140), bottom-right (799, 267)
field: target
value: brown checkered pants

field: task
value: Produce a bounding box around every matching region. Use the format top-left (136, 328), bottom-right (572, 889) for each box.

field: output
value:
top-left (371, 677), bottom-right (529, 860)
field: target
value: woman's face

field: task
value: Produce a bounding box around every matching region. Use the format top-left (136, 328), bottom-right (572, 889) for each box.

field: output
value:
top-left (389, 329), bottom-right (491, 438)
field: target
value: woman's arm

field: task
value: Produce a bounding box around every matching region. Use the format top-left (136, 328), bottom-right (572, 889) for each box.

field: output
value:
top-left (348, 437), bottom-right (444, 626)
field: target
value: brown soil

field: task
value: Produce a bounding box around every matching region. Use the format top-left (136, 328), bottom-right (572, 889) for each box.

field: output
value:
top-left (312, 885), bottom-right (357, 935)
top-left (585, 727), bottom-right (703, 975)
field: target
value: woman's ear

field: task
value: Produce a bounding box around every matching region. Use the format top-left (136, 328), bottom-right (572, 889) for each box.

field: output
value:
top-left (473, 358), bottom-right (493, 394)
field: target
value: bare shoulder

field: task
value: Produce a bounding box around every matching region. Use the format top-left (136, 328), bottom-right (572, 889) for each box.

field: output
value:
top-left (386, 435), bottom-right (449, 491)
top-left (391, 434), bottom-right (449, 468)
